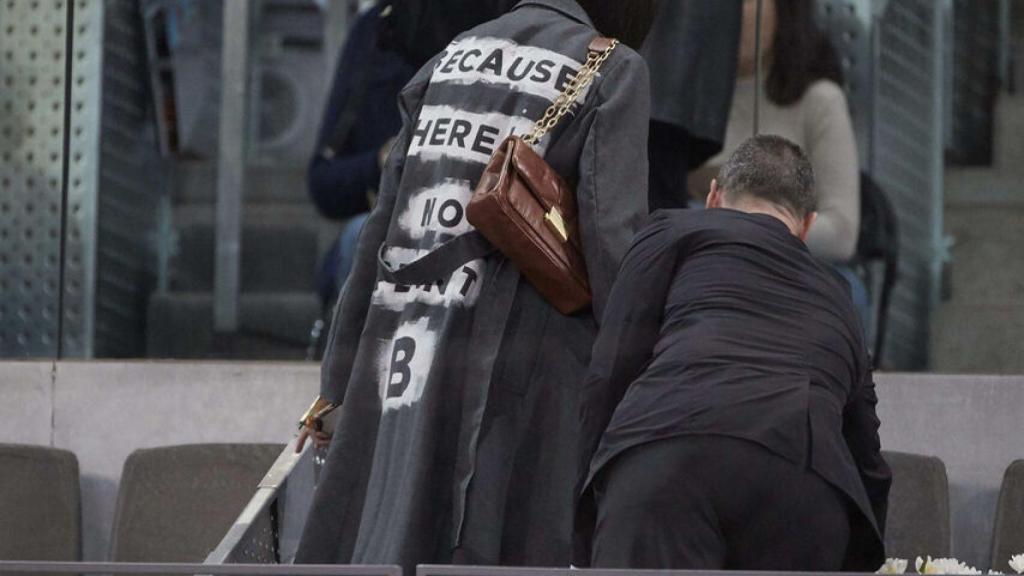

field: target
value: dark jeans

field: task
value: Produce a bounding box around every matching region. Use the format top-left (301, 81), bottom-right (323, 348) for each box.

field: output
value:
top-left (592, 435), bottom-right (850, 570)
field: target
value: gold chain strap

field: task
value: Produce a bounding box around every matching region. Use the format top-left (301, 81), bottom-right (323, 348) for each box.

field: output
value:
top-left (522, 39), bottom-right (619, 146)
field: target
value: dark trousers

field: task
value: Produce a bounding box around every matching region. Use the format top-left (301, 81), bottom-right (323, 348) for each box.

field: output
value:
top-left (591, 435), bottom-right (851, 570)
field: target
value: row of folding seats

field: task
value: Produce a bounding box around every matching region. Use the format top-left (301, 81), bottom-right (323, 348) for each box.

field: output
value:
top-left (0, 444), bottom-right (1021, 568)
top-left (0, 443), bottom-right (281, 564)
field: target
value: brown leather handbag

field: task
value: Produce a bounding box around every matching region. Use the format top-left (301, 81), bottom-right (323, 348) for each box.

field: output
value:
top-left (466, 37), bottom-right (619, 315)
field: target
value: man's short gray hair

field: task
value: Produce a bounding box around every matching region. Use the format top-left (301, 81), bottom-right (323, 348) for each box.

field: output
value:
top-left (717, 135), bottom-right (817, 218)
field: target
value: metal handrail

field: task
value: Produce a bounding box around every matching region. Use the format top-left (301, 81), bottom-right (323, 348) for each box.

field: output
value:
top-left (206, 437), bottom-right (317, 565)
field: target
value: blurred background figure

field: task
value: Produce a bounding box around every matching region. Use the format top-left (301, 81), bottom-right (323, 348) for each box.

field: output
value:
top-left (313, 0), bottom-right (519, 308)
top-left (310, 2), bottom-right (414, 307)
top-left (689, 0), bottom-right (869, 328)
top-left (641, 0), bottom-right (743, 211)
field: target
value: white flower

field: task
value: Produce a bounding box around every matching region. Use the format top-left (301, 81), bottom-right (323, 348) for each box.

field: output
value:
top-left (879, 558), bottom-right (910, 574)
top-left (1009, 554), bottom-right (1024, 575)
top-left (989, 571), bottom-right (1005, 575)
top-left (915, 556), bottom-right (982, 575)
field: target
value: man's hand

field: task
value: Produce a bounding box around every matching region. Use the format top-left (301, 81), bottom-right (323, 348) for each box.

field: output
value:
top-left (295, 397), bottom-right (338, 453)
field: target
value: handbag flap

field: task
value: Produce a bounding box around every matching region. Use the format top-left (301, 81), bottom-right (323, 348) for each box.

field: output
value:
top-left (506, 137), bottom-right (575, 220)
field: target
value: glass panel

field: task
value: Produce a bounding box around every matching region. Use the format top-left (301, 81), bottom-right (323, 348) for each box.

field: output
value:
top-left (63, 0), bottom-right (353, 360)
top-left (720, 0), bottom-right (1024, 373)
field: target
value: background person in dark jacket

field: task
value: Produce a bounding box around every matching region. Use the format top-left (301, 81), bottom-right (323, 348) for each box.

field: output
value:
top-left (310, 3), bottom-right (415, 305)
top-left (576, 135), bottom-right (891, 572)
top-left (641, 0), bottom-right (743, 211)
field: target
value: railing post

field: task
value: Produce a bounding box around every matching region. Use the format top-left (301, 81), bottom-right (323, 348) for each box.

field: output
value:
top-left (214, 0), bottom-right (251, 333)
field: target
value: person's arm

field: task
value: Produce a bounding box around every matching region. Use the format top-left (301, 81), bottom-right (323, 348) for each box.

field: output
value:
top-left (842, 367), bottom-right (893, 534)
top-left (804, 81), bottom-right (861, 262)
top-left (578, 212), bottom-right (680, 485)
top-left (307, 8), bottom-right (400, 220)
top-left (308, 151), bottom-right (382, 219)
top-left (576, 50), bottom-right (651, 320)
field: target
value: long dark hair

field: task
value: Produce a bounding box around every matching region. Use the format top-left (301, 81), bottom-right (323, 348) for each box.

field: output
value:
top-left (576, 0), bottom-right (660, 50)
top-left (765, 0), bottom-right (844, 106)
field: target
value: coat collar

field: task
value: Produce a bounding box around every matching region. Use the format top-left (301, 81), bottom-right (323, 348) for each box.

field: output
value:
top-left (512, 0), bottom-right (594, 28)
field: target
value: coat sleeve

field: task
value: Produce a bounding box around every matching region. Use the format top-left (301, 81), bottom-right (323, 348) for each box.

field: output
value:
top-left (842, 367), bottom-right (893, 534)
top-left (318, 65), bottom-right (434, 405)
top-left (576, 50), bottom-right (651, 321)
top-left (578, 212), bottom-right (679, 488)
top-left (307, 11), bottom-right (382, 220)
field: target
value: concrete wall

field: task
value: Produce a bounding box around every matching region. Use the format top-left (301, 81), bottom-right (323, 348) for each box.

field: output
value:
top-left (1, 363), bottom-right (1022, 568)
top-left (0, 361), bottom-right (319, 562)
top-left (875, 373), bottom-right (1024, 567)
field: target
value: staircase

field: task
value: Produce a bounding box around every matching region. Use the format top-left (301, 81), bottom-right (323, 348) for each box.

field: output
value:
top-left (931, 93), bottom-right (1024, 374)
top-left (146, 162), bottom-right (338, 359)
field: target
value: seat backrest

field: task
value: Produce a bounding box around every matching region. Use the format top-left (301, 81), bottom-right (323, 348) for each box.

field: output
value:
top-left (109, 443), bottom-right (283, 563)
top-left (991, 460), bottom-right (1024, 572)
top-left (0, 444), bottom-right (81, 561)
top-left (883, 451), bottom-right (952, 559)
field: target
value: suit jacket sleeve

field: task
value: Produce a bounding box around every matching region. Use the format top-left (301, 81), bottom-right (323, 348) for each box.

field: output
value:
top-left (578, 212), bottom-right (679, 487)
top-left (318, 64), bottom-right (434, 405)
top-left (842, 367), bottom-right (893, 534)
top-left (576, 50), bottom-right (651, 321)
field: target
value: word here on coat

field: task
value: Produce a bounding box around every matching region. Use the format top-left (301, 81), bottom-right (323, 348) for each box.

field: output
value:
top-left (408, 106), bottom-right (547, 165)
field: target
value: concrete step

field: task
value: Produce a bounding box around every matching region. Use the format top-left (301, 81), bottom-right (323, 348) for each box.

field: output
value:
top-left (945, 168), bottom-right (1024, 206)
top-left (173, 202), bottom-right (341, 253)
top-left (993, 94), bottom-right (1024, 173)
top-left (930, 303), bottom-right (1024, 374)
top-left (146, 291), bottom-right (322, 359)
top-left (943, 206), bottom-right (1024, 303)
top-left (172, 161), bottom-right (309, 205)
top-left (170, 222), bottom-right (322, 293)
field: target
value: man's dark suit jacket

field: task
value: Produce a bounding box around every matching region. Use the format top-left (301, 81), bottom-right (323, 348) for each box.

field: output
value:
top-left (576, 209), bottom-right (892, 571)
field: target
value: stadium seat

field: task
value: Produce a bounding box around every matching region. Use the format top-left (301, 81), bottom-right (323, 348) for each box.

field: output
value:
top-left (991, 460), bottom-right (1024, 572)
top-left (0, 444), bottom-right (81, 561)
top-left (882, 451), bottom-right (952, 559)
top-left (109, 443), bottom-right (283, 563)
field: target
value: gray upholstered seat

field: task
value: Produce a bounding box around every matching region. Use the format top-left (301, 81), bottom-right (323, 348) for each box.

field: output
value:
top-left (991, 460), bottom-right (1024, 572)
top-left (0, 444), bottom-right (81, 561)
top-left (882, 451), bottom-right (952, 559)
top-left (110, 443), bottom-right (283, 563)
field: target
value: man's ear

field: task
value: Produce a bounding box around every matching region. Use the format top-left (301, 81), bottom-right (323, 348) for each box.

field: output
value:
top-left (798, 211), bottom-right (818, 242)
top-left (707, 179), bottom-right (724, 209)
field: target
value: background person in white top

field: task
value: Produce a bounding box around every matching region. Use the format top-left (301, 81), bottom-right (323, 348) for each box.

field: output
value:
top-left (690, 0), bottom-right (864, 306)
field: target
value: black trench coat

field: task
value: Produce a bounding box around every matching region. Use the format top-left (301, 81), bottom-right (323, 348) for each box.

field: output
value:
top-left (295, 0), bottom-right (651, 570)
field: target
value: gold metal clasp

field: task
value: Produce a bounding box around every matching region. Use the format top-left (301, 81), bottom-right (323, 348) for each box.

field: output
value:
top-left (545, 208), bottom-right (570, 243)
top-left (299, 396), bottom-right (336, 430)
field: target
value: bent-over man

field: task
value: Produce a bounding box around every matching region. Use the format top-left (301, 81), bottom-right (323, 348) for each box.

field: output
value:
top-left (576, 135), bottom-right (891, 572)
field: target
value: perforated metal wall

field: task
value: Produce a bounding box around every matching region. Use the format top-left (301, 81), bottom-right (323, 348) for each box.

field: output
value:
top-left (0, 0), bottom-right (69, 357)
top-left (92, 0), bottom-right (164, 357)
top-left (62, 0), bottom-right (104, 357)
